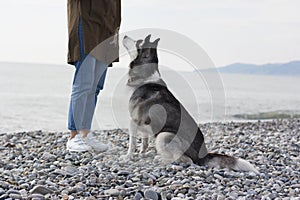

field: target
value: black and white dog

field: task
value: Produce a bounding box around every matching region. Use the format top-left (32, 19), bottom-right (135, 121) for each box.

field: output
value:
top-left (122, 35), bottom-right (259, 173)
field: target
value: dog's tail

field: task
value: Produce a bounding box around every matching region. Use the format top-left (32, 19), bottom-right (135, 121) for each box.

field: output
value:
top-left (196, 153), bottom-right (259, 174)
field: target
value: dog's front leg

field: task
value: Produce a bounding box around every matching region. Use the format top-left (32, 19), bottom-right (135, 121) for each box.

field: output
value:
top-left (126, 135), bottom-right (137, 160)
top-left (140, 137), bottom-right (149, 153)
top-left (121, 120), bottom-right (138, 160)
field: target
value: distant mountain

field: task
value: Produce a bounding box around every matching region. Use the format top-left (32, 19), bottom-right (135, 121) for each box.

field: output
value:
top-left (215, 61), bottom-right (300, 76)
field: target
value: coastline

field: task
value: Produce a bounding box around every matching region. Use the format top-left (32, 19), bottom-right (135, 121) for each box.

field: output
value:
top-left (0, 119), bottom-right (299, 199)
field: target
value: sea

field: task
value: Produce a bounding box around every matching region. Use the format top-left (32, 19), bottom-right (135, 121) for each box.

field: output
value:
top-left (1, 62), bottom-right (300, 133)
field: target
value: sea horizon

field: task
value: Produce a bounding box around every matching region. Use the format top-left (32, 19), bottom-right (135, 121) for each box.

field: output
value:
top-left (1, 62), bottom-right (300, 134)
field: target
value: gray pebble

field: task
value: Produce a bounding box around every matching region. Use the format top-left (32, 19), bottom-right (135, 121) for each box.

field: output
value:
top-left (104, 189), bottom-right (120, 196)
top-left (45, 180), bottom-right (57, 188)
top-left (118, 170), bottom-right (130, 176)
top-left (28, 193), bottom-right (46, 200)
top-left (63, 165), bottom-right (78, 175)
top-left (134, 192), bottom-right (143, 200)
top-left (0, 181), bottom-right (9, 189)
top-left (30, 185), bottom-right (54, 195)
top-left (229, 191), bottom-right (238, 198)
top-left (19, 189), bottom-right (28, 198)
top-left (131, 177), bottom-right (140, 182)
top-left (0, 188), bottom-right (4, 196)
top-left (7, 189), bottom-right (21, 195)
top-left (41, 152), bottom-right (56, 161)
top-left (177, 193), bottom-right (185, 198)
top-left (144, 189), bottom-right (158, 200)
top-left (9, 193), bottom-right (22, 199)
top-left (0, 194), bottom-right (8, 199)
top-left (125, 180), bottom-right (133, 187)
top-left (20, 183), bottom-right (30, 189)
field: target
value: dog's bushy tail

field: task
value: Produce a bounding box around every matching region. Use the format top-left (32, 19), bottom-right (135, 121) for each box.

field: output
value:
top-left (197, 153), bottom-right (259, 174)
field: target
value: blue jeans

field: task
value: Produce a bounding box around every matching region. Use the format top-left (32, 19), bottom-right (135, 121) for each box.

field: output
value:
top-left (68, 18), bottom-right (108, 131)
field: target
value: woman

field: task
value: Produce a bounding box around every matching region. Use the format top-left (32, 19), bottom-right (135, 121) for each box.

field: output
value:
top-left (66, 0), bottom-right (121, 152)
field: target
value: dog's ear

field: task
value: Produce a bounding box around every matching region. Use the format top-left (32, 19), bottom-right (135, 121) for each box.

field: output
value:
top-left (123, 35), bottom-right (138, 60)
top-left (145, 34), bottom-right (151, 43)
top-left (153, 38), bottom-right (160, 48)
top-left (136, 39), bottom-right (143, 49)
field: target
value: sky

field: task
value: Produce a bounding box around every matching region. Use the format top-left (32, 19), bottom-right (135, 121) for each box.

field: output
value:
top-left (0, 0), bottom-right (299, 67)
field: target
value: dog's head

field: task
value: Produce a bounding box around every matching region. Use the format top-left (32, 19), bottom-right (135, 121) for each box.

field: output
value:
top-left (123, 34), bottom-right (161, 86)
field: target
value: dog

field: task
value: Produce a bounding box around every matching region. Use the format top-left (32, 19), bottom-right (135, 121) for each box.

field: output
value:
top-left (122, 34), bottom-right (259, 173)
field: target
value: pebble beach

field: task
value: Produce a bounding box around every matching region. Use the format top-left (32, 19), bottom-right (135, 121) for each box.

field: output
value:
top-left (0, 119), bottom-right (299, 200)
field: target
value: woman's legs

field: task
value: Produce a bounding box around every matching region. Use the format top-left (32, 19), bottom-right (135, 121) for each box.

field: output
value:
top-left (68, 55), bottom-right (108, 131)
top-left (67, 55), bottom-right (108, 151)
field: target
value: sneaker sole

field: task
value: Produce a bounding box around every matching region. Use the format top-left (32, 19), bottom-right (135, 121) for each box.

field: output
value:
top-left (66, 147), bottom-right (91, 152)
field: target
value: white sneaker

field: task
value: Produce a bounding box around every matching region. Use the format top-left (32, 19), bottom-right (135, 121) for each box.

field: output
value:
top-left (66, 134), bottom-right (92, 152)
top-left (82, 132), bottom-right (109, 152)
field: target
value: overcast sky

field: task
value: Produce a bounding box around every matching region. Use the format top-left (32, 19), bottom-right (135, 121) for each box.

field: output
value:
top-left (0, 0), bottom-right (299, 67)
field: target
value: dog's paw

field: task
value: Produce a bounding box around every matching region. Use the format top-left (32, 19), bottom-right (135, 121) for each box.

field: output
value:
top-left (154, 155), bottom-right (174, 164)
top-left (120, 153), bottom-right (134, 161)
top-left (179, 155), bottom-right (193, 164)
top-left (154, 155), bottom-right (165, 163)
